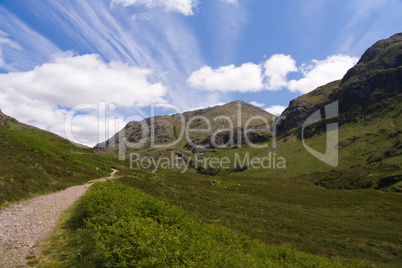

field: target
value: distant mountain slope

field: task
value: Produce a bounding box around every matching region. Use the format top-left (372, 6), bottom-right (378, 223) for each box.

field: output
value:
top-left (0, 110), bottom-right (114, 206)
top-left (96, 101), bottom-right (276, 156)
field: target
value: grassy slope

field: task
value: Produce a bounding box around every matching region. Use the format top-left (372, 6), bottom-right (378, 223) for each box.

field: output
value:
top-left (0, 118), bottom-right (121, 206)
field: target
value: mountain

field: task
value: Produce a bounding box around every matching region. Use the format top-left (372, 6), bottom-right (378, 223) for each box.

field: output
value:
top-left (279, 32), bottom-right (402, 134)
top-left (0, 110), bottom-right (116, 206)
top-left (95, 101), bottom-right (276, 156)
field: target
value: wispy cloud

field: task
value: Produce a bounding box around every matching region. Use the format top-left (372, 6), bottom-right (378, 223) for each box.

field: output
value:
top-left (0, 6), bottom-right (61, 71)
top-left (112, 0), bottom-right (198, 16)
top-left (0, 30), bottom-right (21, 70)
top-left (211, 0), bottom-right (248, 64)
top-left (337, 0), bottom-right (402, 54)
top-left (33, 0), bottom-right (155, 66)
top-left (221, 0), bottom-right (238, 4)
top-left (2, 0), bottom-right (209, 109)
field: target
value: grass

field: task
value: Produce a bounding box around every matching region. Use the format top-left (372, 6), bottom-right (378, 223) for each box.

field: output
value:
top-left (115, 168), bottom-right (402, 267)
top-left (39, 181), bottom-right (352, 267)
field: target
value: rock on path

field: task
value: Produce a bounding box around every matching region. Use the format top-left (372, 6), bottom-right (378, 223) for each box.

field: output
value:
top-left (0, 169), bottom-right (118, 267)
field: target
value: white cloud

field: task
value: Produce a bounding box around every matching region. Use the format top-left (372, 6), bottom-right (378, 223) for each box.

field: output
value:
top-left (263, 54), bottom-right (298, 91)
top-left (0, 53), bottom-right (167, 146)
top-left (0, 53), bottom-right (166, 107)
top-left (250, 101), bottom-right (264, 108)
top-left (187, 53), bottom-right (358, 95)
top-left (187, 63), bottom-right (264, 92)
top-left (265, 105), bottom-right (287, 116)
top-left (288, 55), bottom-right (358, 94)
top-left (112, 0), bottom-right (198, 16)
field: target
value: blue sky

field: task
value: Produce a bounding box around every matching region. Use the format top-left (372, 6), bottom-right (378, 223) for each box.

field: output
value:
top-left (0, 0), bottom-right (401, 146)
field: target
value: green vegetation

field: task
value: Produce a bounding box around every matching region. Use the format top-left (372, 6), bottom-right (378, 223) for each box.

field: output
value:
top-left (39, 182), bottom-right (350, 267)
top-left (114, 169), bottom-right (402, 267)
top-left (0, 119), bottom-right (121, 207)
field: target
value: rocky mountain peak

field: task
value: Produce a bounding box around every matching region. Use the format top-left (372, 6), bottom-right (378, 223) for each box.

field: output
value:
top-left (341, 33), bottom-right (402, 84)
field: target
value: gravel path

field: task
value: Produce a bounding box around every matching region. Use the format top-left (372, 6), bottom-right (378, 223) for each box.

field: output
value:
top-left (0, 169), bottom-right (118, 267)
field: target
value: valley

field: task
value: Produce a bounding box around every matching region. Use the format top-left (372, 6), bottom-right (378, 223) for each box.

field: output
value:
top-left (0, 33), bottom-right (401, 267)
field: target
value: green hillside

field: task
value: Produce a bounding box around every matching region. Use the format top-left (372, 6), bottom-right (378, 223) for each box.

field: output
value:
top-left (0, 110), bottom-right (119, 206)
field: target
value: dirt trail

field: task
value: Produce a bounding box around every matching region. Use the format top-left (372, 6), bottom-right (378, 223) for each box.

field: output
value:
top-left (0, 169), bottom-right (118, 267)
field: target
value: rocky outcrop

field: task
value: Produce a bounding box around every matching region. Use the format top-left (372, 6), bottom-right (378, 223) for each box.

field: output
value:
top-left (0, 109), bottom-right (15, 127)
